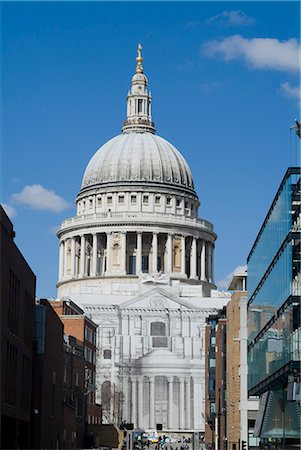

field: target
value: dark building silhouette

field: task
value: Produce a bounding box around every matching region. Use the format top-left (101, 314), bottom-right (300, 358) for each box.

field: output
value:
top-left (0, 206), bottom-right (36, 449)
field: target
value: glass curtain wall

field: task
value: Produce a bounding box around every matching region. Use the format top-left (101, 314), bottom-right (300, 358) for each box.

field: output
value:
top-left (248, 175), bottom-right (293, 298)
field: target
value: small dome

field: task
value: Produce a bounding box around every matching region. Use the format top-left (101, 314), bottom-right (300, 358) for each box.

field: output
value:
top-left (131, 72), bottom-right (148, 84)
top-left (80, 132), bottom-right (195, 193)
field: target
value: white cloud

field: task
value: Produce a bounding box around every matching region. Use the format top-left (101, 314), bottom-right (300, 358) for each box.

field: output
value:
top-left (202, 35), bottom-right (301, 73)
top-left (208, 10), bottom-right (255, 27)
top-left (280, 82), bottom-right (301, 100)
top-left (216, 265), bottom-right (247, 291)
top-left (12, 184), bottom-right (70, 213)
top-left (1, 203), bottom-right (17, 219)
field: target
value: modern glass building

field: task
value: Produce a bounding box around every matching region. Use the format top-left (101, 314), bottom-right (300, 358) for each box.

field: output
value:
top-left (247, 167), bottom-right (301, 448)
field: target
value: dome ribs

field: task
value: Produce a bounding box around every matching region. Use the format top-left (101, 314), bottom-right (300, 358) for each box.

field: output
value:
top-left (155, 135), bottom-right (172, 184)
top-left (80, 133), bottom-right (196, 194)
top-left (151, 133), bottom-right (164, 182)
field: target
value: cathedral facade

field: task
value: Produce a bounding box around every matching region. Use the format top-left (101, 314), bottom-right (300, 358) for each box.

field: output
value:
top-left (57, 46), bottom-right (229, 432)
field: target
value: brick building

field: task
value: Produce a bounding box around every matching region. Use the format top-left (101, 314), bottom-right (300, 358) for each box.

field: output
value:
top-left (215, 309), bottom-right (227, 450)
top-left (225, 292), bottom-right (241, 449)
top-left (0, 205), bottom-right (36, 449)
top-left (31, 298), bottom-right (64, 449)
top-left (204, 269), bottom-right (259, 450)
top-left (50, 299), bottom-right (101, 427)
top-left (62, 334), bottom-right (86, 449)
top-left (204, 308), bottom-right (227, 450)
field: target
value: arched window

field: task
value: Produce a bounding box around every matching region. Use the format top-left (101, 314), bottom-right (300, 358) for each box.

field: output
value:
top-left (151, 322), bottom-right (167, 348)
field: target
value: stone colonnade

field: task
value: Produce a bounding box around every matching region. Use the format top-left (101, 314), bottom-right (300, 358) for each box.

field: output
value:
top-left (121, 374), bottom-right (201, 430)
top-left (59, 231), bottom-right (214, 283)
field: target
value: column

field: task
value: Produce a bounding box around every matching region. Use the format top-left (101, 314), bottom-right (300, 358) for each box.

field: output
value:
top-left (181, 235), bottom-right (186, 276)
top-left (166, 234), bottom-right (172, 273)
top-left (167, 376), bottom-right (173, 429)
top-left (92, 233), bottom-right (98, 276)
top-left (136, 232), bottom-right (142, 275)
top-left (105, 232), bottom-right (111, 275)
top-left (200, 240), bottom-right (206, 281)
top-left (211, 244), bottom-right (214, 283)
top-left (131, 376), bottom-right (137, 427)
top-left (59, 240), bottom-right (65, 280)
top-left (185, 377), bottom-right (191, 430)
top-left (63, 240), bottom-right (69, 278)
top-left (190, 237), bottom-right (197, 279)
top-left (179, 377), bottom-right (185, 430)
top-left (121, 232), bottom-right (127, 274)
top-left (122, 375), bottom-right (130, 423)
top-left (207, 243), bottom-right (212, 282)
top-left (79, 234), bottom-right (86, 277)
top-left (138, 376), bottom-right (144, 428)
top-left (71, 236), bottom-right (76, 277)
top-left (193, 377), bottom-right (202, 430)
top-left (149, 376), bottom-right (155, 429)
top-left (152, 232), bottom-right (158, 273)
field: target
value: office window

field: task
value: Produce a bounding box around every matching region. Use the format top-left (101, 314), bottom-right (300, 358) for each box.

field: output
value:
top-left (143, 195), bottom-right (149, 204)
top-left (155, 195), bottom-right (161, 204)
top-left (131, 195), bottom-right (137, 203)
top-left (209, 379), bottom-right (216, 391)
top-left (209, 358), bottom-right (216, 368)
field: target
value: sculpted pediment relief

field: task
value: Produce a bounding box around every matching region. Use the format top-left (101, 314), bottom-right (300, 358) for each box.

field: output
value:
top-left (119, 287), bottom-right (200, 310)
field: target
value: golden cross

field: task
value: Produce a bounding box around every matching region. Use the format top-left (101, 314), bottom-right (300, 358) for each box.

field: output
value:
top-left (136, 43), bottom-right (143, 73)
top-left (137, 43), bottom-right (142, 59)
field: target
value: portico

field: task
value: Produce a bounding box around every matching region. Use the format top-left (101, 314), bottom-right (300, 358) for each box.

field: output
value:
top-left (126, 374), bottom-right (197, 430)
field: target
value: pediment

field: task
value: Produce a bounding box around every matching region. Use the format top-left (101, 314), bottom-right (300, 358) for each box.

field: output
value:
top-left (119, 287), bottom-right (200, 310)
top-left (134, 348), bottom-right (194, 369)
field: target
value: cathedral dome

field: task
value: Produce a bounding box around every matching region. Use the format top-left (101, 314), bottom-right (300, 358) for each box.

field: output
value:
top-left (80, 44), bottom-right (196, 196)
top-left (80, 132), bottom-right (195, 193)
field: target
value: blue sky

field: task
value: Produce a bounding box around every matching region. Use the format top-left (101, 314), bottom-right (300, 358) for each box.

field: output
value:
top-left (1, 1), bottom-right (300, 297)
